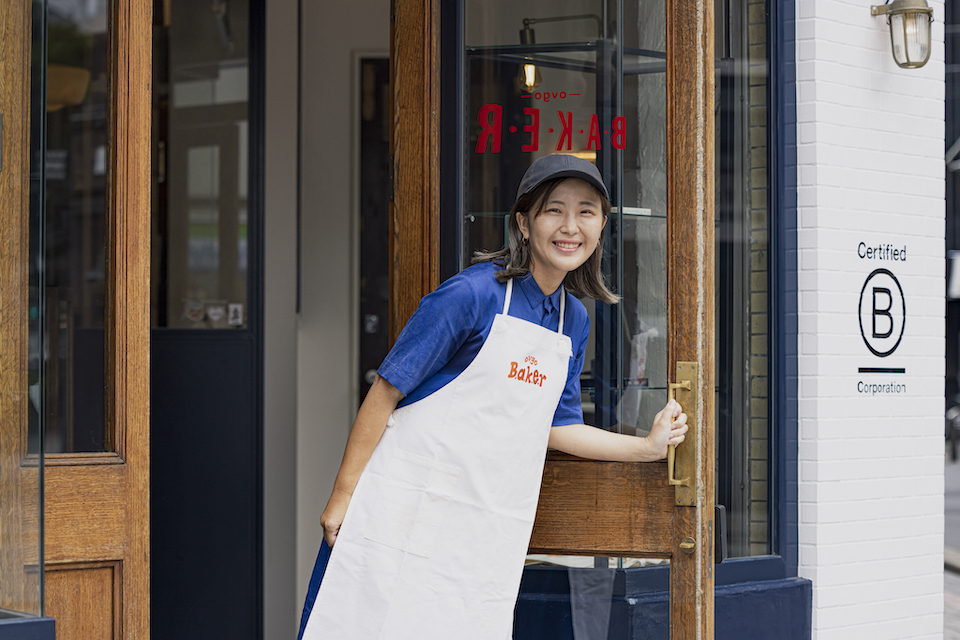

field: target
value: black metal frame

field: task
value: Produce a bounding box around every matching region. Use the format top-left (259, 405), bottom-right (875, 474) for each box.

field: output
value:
top-left (149, 0), bottom-right (266, 636)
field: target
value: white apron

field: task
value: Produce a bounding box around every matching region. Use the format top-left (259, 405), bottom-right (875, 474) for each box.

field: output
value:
top-left (303, 278), bottom-right (572, 640)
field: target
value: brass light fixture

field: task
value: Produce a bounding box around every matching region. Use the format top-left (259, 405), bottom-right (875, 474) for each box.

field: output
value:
top-left (871, 0), bottom-right (933, 69)
top-left (517, 23), bottom-right (542, 93)
top-left (516, 15), bottom-right (604, 94)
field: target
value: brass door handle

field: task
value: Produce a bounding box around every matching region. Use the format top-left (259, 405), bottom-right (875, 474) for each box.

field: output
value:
top-left (667, 380), bottom-right (691, 487)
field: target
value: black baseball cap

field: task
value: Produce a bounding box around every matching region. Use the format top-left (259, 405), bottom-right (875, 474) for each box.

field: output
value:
top-left (515, 154), bottom-right (610, 202)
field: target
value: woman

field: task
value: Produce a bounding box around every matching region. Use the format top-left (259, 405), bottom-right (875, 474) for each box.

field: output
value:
top-left (299, 154), bottom-right (688, 640)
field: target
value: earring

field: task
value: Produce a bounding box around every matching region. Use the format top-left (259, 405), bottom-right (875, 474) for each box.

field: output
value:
top-left (523, 237), bottom-right (529, 245)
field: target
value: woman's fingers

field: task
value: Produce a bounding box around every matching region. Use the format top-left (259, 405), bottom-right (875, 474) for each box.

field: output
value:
top-left (669, 412), bottom-right (689, 445)
top-left (323, 525), bottom-right (340, 548)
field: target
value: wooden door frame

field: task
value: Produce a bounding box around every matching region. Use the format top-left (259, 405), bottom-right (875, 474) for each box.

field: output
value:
top-left (388, 0), bottom-right (441, 342)
top-left (665, 0), bottom-right (716, 634)
top-left (391, 0), bottom-right (715, 637)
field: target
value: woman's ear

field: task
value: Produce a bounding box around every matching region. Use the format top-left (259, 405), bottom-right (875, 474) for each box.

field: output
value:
top-left (515, 210), bottom-right (530, 240)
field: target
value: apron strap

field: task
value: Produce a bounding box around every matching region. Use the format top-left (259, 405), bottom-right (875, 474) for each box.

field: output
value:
top-left (558, 288), bottom-right (565, 335)
top-left (503, 278), bottom-right (514, 315)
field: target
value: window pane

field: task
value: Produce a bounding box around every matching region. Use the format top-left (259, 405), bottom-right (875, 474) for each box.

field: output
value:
top-left (30, 0), bottom-right (112, 454)
top-left (716, 0), bottom-right (771, 556)
top-left (459, 0), bottom-right (772, 562)
top-left (152, 0), bottom-right (250, 329)
top-left (463, 0), bottom-right (667, 568)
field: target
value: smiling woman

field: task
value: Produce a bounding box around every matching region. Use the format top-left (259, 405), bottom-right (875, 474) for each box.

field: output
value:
top-left (472, 155), bottom-right (619, 305)
top-left (516, 178), bottom-right (607, 294)
top-left (297, 154), bottom-right (687, 640)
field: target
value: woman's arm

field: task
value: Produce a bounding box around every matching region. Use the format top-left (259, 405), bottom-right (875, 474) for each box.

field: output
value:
top-left (320, 374), bottom-right (404, 547)
top-left (547, 400), bottom-right (688, 462)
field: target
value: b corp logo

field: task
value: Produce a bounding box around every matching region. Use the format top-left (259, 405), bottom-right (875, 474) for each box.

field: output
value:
top-left (858, 268), bottom-right (905, 357)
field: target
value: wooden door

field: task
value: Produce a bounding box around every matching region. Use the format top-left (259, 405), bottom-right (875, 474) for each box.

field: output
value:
top-left (392, 0), bottom-right (715, 638)
top-left (1, 1), bottom-right (152, 637)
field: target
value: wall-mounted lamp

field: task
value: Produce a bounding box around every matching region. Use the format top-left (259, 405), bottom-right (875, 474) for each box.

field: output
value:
top-left (517, 23), bottom-right (542, 93)
top-left (871, 0), bottom-right (933, 69)
top-left (516, 15), bottom-right (604, 94)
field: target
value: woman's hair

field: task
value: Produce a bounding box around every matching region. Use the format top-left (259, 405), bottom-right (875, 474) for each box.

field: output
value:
top-left (472, 177), bottom-right (620, 304)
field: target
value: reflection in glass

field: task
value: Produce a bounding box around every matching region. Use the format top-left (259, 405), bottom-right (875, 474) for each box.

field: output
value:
top-left (29, 0), bottom-right (111, 454)
top-left (716, 0), bottom-right (772, 556)
top-left (568, 568), bottom-right (616, 639)
top-left (152, 0), bottom-right (250, 329)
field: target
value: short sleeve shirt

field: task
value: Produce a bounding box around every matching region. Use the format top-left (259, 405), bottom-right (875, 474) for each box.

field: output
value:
top-left (377, 261), bottom-right (590, 426)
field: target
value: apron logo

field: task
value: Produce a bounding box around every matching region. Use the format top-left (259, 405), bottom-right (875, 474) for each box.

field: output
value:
top-left (509, 358), bottom-right (547, 387)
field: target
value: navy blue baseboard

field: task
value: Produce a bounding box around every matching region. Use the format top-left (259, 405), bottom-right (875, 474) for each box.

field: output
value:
top-left (515, 564), bottom-right (811, 640)
top-left (0, 617), bottom-right (55, 640)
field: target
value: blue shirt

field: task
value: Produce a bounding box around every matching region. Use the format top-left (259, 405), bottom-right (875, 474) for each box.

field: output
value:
top-left (377, 261), bottom-right (590, 426)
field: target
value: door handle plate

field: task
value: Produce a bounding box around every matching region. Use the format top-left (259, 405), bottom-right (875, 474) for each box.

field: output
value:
top-left (668, 361), bottom-right (698, 506)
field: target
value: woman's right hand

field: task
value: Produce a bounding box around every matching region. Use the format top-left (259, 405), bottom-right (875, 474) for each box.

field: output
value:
top-left (320, 487), bottom-right (353, 547)
top-left (319, 375), bottom-right (404, 548)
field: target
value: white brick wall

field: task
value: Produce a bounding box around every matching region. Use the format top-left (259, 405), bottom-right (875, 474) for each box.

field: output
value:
top-left (795, 0), bottom-right (946, 636)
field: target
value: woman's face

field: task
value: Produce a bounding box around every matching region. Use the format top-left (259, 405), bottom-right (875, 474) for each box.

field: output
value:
top-left (516, 178), bottom-right (606, 293)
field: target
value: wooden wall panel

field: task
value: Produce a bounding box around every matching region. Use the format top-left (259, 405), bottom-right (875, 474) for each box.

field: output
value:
top-left (46, 562), bottom-right (121, 640)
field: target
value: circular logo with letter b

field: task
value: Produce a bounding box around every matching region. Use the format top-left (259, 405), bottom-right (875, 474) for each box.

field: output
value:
top-left (858, 268), bottom-right (905, 357)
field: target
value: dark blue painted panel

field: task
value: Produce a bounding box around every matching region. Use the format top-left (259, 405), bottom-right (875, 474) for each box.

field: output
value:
top-left (151, 334), bottom-right (260, 640)
top-left (774, 0), bottom-right (800, 578)
top-left (0, 617), bottom-right (55, 640)
top-left (515, 569), bottom-right (812, 640)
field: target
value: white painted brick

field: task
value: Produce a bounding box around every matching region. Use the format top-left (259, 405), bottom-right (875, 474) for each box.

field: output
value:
top-left (796, 0), bottom-right (944, 635)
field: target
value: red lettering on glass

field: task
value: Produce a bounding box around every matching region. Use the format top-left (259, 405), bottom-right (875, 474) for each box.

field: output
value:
top-left (586, 114), bottom-right (602, 150)
top-left (472, 104), bottom-right (627, 154)
top-left (611, 116), bottom-right (626, 150)
top-left (556, 111), bottom-right (573, 151)
top-left (521, 107), bottom-right (540, 152)
top-left (476, 104), bottom-right (503, 153)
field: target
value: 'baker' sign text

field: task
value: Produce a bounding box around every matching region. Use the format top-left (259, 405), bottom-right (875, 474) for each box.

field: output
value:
top-left (476, 105), bottom-right (627, 153)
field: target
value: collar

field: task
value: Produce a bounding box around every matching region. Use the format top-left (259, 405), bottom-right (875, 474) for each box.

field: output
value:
top-left (516, 273), bottom-right (563, 316)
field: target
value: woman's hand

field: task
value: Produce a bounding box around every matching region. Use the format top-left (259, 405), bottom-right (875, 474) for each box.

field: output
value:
top-left (320, 374), bottom-right (404, 548)
top-left (645, 399), bottom-right (688, 460)
top-left (547, 399), bottom-right (688, 462)
top-left (320, 486), bottom-right (353, 547)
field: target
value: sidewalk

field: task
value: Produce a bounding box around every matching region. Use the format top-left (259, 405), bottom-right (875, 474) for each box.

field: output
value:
top-left (947, 457), bottom-right (960, 638)
top-left (946, 568), bottom-right (960, 639)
